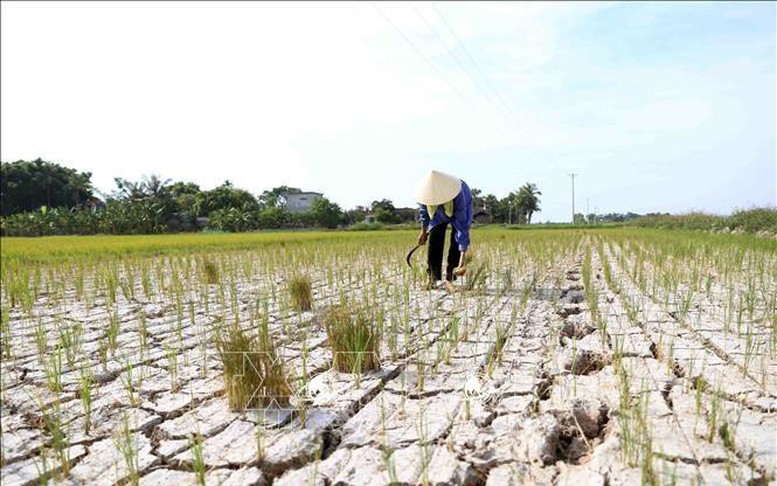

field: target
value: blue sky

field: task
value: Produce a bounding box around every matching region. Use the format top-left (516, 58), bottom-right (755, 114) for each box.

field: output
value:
top-left (2, 1), bottom-right (774, 221)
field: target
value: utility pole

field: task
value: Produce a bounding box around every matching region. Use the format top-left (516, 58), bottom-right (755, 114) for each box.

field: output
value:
top-left (568, 173), bottom-right (577, 223)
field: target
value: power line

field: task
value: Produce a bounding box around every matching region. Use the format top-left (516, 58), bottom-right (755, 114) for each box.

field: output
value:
top-left (411, 5), bottom-right (510, 133)
top-left (372, 3), bottom-right (510, 138)
top-left (429, 1), bottom-right (576, 196)
top-left (411, 4), bottom-right (540, 151)
top-left (429, 2), bottom-right (545, 151)
top-left (412, 5), bottom-right (533, 150)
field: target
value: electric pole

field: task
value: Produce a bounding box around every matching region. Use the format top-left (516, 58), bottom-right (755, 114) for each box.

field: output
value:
top-left (568, 173), bottom-right (577, 223)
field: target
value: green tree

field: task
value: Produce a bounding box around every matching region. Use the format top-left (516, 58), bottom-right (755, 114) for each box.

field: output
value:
top-left (208, 207), bottom-right (258, 232)
top-left (470, 188), bottom-right (485, 212)
top-left (1, 159), bottom-right (95, 216)
top-left (371, 199), bottom-right (399, 224)
top-left (258, 186), bottom-right (302, 209)
top-left (344, 206), bottom-right (369, 225)
top-left (109, 174), bottom-right (178, 233)
top-left (201, 181), bottom-right (259, 215)
top-left (515, 183), bottom-right (542, 224)
top-left (256, 206), bottom-right (291, 229)
top-left (502, 191), bottom-right (521, 224)
top-left (168, 181), bottom-right (203, 215)
top-left (308, 197), bottom-right (343, 229)
top-left (481, 194), bottom-right (503, 223)
top-left (112, 174), bottom-right (172, 202)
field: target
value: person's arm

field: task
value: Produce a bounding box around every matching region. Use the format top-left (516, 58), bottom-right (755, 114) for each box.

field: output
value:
top-left (418, 204), bottom-right (429, 245)
top-left (452, 184), bottom-right (473, 274)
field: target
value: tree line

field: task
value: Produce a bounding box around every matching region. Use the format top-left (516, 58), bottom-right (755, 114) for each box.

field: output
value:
top-left (1, 159), bottom-right (544, 236)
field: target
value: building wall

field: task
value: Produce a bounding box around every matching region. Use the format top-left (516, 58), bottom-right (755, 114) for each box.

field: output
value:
top-left (285, 193), bottom-right (322, 213)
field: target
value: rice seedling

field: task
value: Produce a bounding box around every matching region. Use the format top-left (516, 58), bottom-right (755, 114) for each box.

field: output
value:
top-left (377, 397), bottom-right (399, 483)
top-left (78, 365), bottom-right (94, 435)
top-left (114, 413), bottom-right (139, 486)
top-left (33, 448), bottom-right (51, 485)
top-left (119, 274), bottom-right (135, 303)
top-left (461, 253), bottom-right (488, 292)
top-left (487, 322), bottom-right (509, 377)
top-left (140, 263), bottom-right (152, 299)
top-left (120, 358), bottom-right (141, 407)
top-left (44, 345), bottom-right (63, 393)
top-left (37, 394), bottom-right (70, 477)
top-left (165, 343), bottom-right (180, 393)
top-left (107, 309), bottom-right (120, 356)
top-left (707, 385), bottom-right (722, 443)
top-left (59, 322), bottom-right (83, 369)
top-left (288, 274), bottom-right (313, 312)
top-left (500, 267), bottom-right (514, 293)
top-left (519, 273), bottom-right (535, 311)
top-left (35, 318), bottom-right (48, 362)
top-left (189, 432), bottom-right (206, 486)
top-left (105, 268), bottom-right (118, 306)
top-left (0, 305), bottom-right (11, 359)
top-left (417, 409), bottom-right (432, 485)
top-left (323, 303), bottom-right (381, 374)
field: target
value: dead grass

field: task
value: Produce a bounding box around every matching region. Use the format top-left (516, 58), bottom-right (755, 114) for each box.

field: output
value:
top-left (323, 304), bottom-right (381, 373)
top-left (288, 274), bottom-right (313, 312)
top-left (201, 259), bottom-right (219, 285)
top-left (214, 319), bottom-right (292, 410)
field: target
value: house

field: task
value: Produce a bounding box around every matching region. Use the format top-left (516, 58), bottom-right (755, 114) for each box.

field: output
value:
top-left (283, 192), bottom-right (323, 213)
top-left (84, 197), bottom-right (105, 212)
top-left (473, 204), bottom-right (491, 225)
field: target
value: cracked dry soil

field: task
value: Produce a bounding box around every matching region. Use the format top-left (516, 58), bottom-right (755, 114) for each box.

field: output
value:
top-left (1, 232), bottom-right (775, 485)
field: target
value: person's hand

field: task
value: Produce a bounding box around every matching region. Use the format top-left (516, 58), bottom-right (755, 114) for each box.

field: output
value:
top-left (418, 229), bottom-right (428, 246)
top-left (454, 266), bottom-right (467, 277)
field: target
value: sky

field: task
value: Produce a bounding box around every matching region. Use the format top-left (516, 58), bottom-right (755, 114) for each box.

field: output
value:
top-left (2, 1), bottom-right (775, 222)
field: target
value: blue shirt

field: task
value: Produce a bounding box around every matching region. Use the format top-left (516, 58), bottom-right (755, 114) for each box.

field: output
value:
top-left (419, 180), bottom-right (473, 251)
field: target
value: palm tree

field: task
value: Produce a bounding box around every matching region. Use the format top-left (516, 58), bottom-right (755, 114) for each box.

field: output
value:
top-left (516, 183), bottom-right (542, 224)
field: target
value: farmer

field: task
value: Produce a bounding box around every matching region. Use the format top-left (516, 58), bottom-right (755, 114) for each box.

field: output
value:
top-left (415, 170), bottom-right (473, 292)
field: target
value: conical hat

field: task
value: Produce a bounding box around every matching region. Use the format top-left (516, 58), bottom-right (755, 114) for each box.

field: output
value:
top-left (415, 170), bottom-right (462, 206)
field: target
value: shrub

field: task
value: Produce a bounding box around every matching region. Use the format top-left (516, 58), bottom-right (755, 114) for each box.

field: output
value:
top-left (632, 212), bottom-right (727, 231)
top-left (631, 208), bottom-right (777, 234)
top-left (729, 207), bottom-right (777, 233)
top-left (288, 274), bottom-right (313, 312)
top-left (349, 221), bottom-right (385, 231)
top-left (323, 304), bottom-right (381, 373)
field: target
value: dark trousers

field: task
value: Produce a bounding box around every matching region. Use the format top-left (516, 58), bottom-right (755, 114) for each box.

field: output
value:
top-left (427, 223), bottom-right (460, 282)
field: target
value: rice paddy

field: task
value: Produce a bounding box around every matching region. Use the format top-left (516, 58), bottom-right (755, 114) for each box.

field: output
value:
top-left (0, 227), bottom-right (774, 485)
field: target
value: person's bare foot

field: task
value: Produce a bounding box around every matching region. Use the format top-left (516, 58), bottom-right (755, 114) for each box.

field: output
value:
top-left (444, 281), bottom-right (456, 294)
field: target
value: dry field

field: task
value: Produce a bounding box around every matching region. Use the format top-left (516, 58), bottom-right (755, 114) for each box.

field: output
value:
top-left (0, 228), bottom-right (775, 485)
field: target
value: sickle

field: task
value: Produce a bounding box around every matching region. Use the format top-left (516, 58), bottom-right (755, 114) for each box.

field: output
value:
top-left (406, 244), bottom-right (422, 268)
